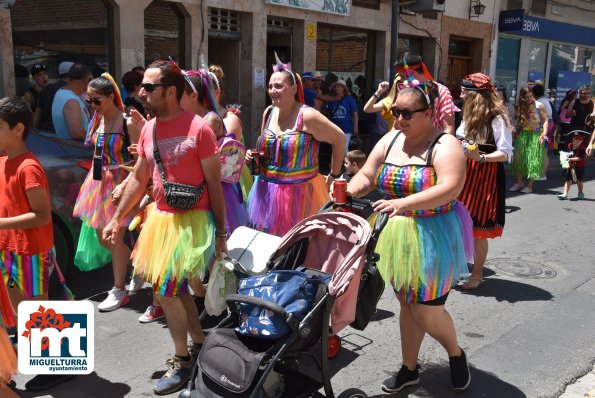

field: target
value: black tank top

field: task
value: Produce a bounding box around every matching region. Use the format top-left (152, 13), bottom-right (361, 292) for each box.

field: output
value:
top-left (570, 100), bottom-right (594, 131)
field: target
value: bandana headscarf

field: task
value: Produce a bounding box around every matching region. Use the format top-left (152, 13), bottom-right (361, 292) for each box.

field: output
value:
top-left (461, 73), bottom-right (496, 95)
top-left (396, 62), bottom-right (434, 81)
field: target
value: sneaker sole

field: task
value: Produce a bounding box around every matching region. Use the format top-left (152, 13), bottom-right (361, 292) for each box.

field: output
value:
top-left (98, 295), bottom-right (130, 312)
top-left (138, 315), bottom-right (165, 323)
top-left (381, 378), bottom-right (419, 393)
top-left (453, 367), bottom-right (471, 391)
top-left (153, 371), bottom-right (194, 396)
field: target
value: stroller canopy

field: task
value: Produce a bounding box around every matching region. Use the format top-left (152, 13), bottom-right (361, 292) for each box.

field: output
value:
top-left (268, 212), bottom-right (373, 334)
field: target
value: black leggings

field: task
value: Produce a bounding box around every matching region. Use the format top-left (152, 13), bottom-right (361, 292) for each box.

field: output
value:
top-left (395, 289), bottom-right (450, 306)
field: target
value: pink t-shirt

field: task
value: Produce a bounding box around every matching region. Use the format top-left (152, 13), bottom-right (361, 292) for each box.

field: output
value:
top-left (432, 82), bottom-right (456, 130)
top-left (137, 111), bottom-right (219, 213)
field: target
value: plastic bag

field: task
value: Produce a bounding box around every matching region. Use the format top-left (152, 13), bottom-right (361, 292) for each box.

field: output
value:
top-left (204, 257), bottom-right (239, 316)
top-left (74, 222), bottom-right (112, 271)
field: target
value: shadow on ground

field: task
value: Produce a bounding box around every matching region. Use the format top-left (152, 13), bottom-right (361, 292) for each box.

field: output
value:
top-left (15, 372), bottom-right (131, 398)
top-left (370, 363), bottom-right (526, 398)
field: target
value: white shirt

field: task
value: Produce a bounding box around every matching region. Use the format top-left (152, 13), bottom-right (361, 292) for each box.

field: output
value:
top-left (537, 97), bottom-right (553, 120)
top-left (456, 115), bottom-right (514, 162)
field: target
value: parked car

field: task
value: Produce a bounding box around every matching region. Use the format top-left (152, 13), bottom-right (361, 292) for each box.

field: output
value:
top-left (26, 130), bottom-right (91, 276)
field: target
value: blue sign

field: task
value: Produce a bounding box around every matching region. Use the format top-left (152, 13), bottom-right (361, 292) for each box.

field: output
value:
top-left (528, 71), bottom-right (545, 86)
top-left (554, 71), bottom-right (592, 109)
top-left (499, 10), bottom-right (595, 46)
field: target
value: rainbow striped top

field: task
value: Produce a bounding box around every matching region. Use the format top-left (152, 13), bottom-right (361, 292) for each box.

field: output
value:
top-left (257, 105), bottom-right (319, 183)
top-left (90, 118), bottom-right (131, 166)
top-left (374, 163), bottom-right (454, 216)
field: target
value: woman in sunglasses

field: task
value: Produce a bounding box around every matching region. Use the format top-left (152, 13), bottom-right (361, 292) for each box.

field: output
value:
top-left (246, 56), bottom-right (345, 236)
top-left (456, 73), bottom-right (513, 290)
top-left (73, 73), bottom-right (140, 312)
top-left (346, 82), bottom-right (473, 392)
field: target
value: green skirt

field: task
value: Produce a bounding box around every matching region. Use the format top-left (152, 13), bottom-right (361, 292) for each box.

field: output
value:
top-left (512, 128), bottom-right (545, 180)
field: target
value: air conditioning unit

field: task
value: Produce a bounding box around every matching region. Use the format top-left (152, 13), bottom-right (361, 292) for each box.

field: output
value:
top-left (406, 0), bottom-right (445, 13)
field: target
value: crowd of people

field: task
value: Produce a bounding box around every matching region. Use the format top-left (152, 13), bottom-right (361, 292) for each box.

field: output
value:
top-left (0, 50), bottom-right (594, 396)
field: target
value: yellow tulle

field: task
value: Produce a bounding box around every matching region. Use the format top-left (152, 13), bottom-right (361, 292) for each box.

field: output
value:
top-left (132, 205), bottom-right (215, 283)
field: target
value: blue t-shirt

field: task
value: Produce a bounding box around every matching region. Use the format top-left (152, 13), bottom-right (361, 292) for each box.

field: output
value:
top-left (304, 87), bottom-right (317, 108)
top-left (327, 96), bottom-right (357, 134)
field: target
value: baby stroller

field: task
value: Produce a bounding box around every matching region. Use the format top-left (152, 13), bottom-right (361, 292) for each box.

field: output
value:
top-left (183, 199), bottom-right (388, 398)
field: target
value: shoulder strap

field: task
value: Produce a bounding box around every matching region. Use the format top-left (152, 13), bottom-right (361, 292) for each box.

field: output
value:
top-left (264, 106), bottom-right (274, 129)
top-left (152, 122), bottom-right (168, 183)
top-left (295, 104), bottom-right (308, 131)
top-left (426, 133), bottom-right (446, 165)
top-left (384, 131), bottom-right (402, 161)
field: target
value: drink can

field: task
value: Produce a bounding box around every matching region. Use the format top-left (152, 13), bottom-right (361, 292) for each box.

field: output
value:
top-left (250, 150), bottom-right (264, 175)
top-left (333, 178), bottom-right (348, 205)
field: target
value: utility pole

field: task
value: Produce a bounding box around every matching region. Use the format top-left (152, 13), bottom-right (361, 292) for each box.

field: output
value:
top-left (389, 0), bottom-right (399, 83)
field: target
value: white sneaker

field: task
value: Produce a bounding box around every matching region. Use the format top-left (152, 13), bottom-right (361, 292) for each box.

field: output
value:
top-left (127, 274), bottom-right (144, 293)
top-left (536, 176), bottom-right (547, 181)
top-left (138, 305), bottom-right (165, 323)
top-left (98, 287), bottom-right (129, 312)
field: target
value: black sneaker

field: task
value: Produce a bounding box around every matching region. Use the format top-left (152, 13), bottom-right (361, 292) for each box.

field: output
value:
top-left (449, 348), bottom-right (471, 390)
top-left (381, 364), bottom-right (420, 393)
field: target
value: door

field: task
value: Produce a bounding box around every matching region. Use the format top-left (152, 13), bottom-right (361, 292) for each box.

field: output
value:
top-left (448, 57), bottom-right (471, 89)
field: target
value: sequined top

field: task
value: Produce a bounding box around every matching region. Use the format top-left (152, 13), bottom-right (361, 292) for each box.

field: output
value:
top-left (88, 116), bottom-right (131, 166)
top-left (257, 105), bottom-right (319, 183)
top-left (374, 132), bottom-right (454, 217)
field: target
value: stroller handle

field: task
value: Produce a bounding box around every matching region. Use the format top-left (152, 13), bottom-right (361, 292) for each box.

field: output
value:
top-left (320, 198), bottom-right (389, 234)
top-left (225, 293), bottom-right (288, 319)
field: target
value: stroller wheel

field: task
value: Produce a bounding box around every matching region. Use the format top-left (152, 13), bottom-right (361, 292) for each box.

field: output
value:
top-left (327, 335), bottom-right (342, 359)
top-left (337, 388), bottom-right (368, 398)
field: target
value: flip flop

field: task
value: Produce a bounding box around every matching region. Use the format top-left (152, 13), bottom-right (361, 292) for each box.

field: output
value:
top-left (461, 278), bottom-right (484, 290)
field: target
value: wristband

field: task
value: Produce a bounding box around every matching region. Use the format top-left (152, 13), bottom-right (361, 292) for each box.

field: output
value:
top-left (372, 94), bottom-right (381, 101)
top-left (479, 154), bottom-right (486, 164)
top-left (329, 172), bottom-right (342, 179)
top-left (215, 230), bottom-right (227, 237)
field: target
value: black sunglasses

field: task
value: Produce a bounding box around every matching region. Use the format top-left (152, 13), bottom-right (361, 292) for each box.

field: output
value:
top-left (85, 97), bottom-right (108, 106)
top-left (391, 106), bottom-right (428, 120)
top-left (141, 83), bottom-right (171, 93)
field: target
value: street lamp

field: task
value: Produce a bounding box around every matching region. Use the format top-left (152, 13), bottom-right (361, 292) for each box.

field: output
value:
top-left (469, 0), bottom-right (486, 19)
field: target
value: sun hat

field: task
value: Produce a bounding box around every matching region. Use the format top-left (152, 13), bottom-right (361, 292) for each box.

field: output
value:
top-left (333, 79), bottom-right (347, 87)
top-left (301, 72), bottom-right (314, 79)
top-left (312, 71), bottom-right (324, 80)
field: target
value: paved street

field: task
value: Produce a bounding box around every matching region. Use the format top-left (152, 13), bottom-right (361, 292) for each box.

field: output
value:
top-left (11, 154), bottom-right (595, 398)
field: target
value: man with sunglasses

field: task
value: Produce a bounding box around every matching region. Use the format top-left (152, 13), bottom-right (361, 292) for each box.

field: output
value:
top-left (569, 84), bottom-right (594, 133)
top-left (51, 63), bottom-right (92, 140)
top-left (395, 52), bottom-right (456, 135)
top-left (103, 60), bottom-right (227, 396)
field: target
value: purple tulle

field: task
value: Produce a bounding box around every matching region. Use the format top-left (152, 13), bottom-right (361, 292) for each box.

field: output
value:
top-left (222, 182), bottom-right (248, 234)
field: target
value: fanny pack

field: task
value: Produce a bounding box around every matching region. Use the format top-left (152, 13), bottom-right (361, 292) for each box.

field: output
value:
top-left (152, 122), bottom-right (204, 211)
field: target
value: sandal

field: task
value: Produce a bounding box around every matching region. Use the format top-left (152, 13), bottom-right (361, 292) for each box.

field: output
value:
top-left (461, 278), bottom-right (484, 290)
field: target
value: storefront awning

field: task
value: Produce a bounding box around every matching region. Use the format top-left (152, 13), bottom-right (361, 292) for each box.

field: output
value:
top-left (499, 9), bottom-right (595, 47)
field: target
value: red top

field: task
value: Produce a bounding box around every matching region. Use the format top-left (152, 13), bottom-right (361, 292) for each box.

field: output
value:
top-left (0, 152), bottom-right (53, 255)
top-left (137, 111), bottom-right (219, 212)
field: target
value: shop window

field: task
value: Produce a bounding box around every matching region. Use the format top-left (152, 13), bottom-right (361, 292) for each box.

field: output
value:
top-left (527, 40), bottom-right (548, 86)
top-left (316, 25), bottom-right (369, 98)
top-left (145, 1), bottom-right (186, 68)
top-left (495, 36), bottom-right (521, 103)
top-left (11, 0), bottom-right (112, 95)
top-left (507, 0), bottom-right (523, 10)
top-left (531, 0), bottom-right (546, 16)
top-left (448, 39), bottom-right (471, 57)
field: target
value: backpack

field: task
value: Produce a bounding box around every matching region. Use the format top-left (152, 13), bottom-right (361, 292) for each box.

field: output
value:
top-left (218, 135), bottom-right (246, 184)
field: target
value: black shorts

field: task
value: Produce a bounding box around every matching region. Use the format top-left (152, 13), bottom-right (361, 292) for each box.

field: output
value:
top-left (564, 167), bottom-right (584, 182)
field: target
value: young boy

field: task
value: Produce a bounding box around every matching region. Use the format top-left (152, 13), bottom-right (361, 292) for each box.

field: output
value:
top-left (343, 149), bottom-right (366, 181)
top-left (0, 98), bottom-right (74, 392)
top-left (558, 131), bottom-right (588, 200)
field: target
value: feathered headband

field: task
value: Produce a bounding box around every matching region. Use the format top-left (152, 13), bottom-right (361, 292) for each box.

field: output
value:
top-left (397, 63), bottom-right (431, 106)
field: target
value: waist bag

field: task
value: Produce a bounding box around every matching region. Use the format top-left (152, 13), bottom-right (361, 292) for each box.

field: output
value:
top-left (235, 270), bottom-right (325, 340)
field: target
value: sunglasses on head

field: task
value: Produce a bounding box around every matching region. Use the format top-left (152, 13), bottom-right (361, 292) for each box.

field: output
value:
top-left (85, 97), bottom-right (108, 106)
top-left (391, 106), bottom-right (428, 120)
top-left (580, 91), bottom-right (590, 96)
top-left (141, 83), bottom-right (171, 93)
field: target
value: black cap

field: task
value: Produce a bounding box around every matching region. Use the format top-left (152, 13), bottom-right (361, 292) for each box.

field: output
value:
top-left (30, 64), bottom-right (47, 76)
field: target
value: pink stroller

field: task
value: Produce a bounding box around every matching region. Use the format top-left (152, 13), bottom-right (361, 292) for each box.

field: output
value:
top-left (186, 200), bottom-right (388, 398)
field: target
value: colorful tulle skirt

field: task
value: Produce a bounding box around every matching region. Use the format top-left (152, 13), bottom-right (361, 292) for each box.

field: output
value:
top-left (239, 164), bottom-right (253, 200)
top-left (247, 174), bottom-right (330, 237)
top-left (73, 165), bottom-right (130, 228)
top-left (512, 128), bottom-right (545, 180)
top-left (223, 182), bottom-right (248, 234)
top-left (0, 279), bottom-right (16, 385)
top-left (132, 206), bottom-right (215, 283)
top-left (372, 201), bottom-right (474, 303)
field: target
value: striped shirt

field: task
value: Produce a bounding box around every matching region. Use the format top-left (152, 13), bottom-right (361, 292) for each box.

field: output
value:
top-left (432, 82), bottom-right (456, 130)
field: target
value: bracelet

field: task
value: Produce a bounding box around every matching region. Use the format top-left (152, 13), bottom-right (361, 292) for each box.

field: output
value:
top-left (372, 94), bottom-right (381, 101)
top-left (479, 154), bottom-right (486, 164)
top-left (329, 172), bottom-right (342, 179)
top-left (215, 230), bottom-right (227, 237)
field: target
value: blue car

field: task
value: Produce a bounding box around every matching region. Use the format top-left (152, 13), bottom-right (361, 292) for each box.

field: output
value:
top-left (26, 131), bottom-right (92, 275)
